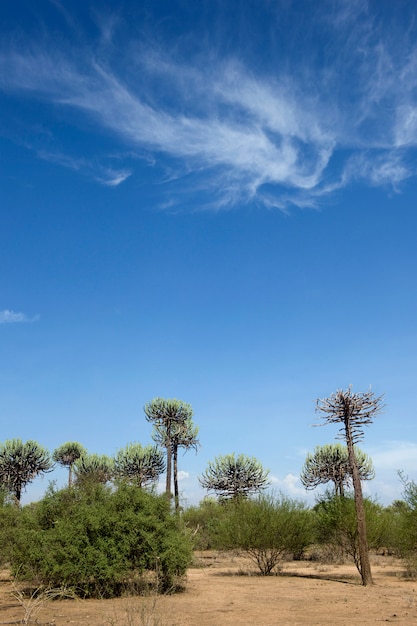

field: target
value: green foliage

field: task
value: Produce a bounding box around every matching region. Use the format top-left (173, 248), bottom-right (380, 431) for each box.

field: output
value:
top-left (8, 483), bottom-right (192, 597)
top-left (152, 417), bottom-right (199, 452)
top-left (53, 442), bottom-right (87, 487)
top-left (391, 474), bottom-right (417, 575)
top-left (401, 473), bottom-right (417, 510)
top-left (300, 444), bottom-right (374, 496)
top-left (313, 493), bottom-right (392, 571)
top-left (144, 399), bottom-right (194, 427)
top-left (74, 453), bottom-right (114, 485)
top-left (114, 443), bottom-right (165, 488)
top-left (182, 498), bottom-right (229, 550)
top-left (0, 501), bottom-right (21, 566)
top-left (0, 487), bottom-right (14, 507)
top-left (184, 494), bottom-right (314, 569)
top-left (216, 494), bottom-right (314, 574)
top-left (0, 439), bottom-right (53, 504)
top-left (199, 453), bottom-right (270, 501)
top-left (144, 398), bottom-right (198, 511)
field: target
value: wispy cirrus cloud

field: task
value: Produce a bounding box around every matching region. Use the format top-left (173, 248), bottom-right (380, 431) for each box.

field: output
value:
top-left (95, 169), bottom-right (131, 187)
top-left (0, 50), bottom-right (336, 205)
top-left (0, 3), bottom-right (416, 209)
top-left (36, 149), bottom-right (131, 186)
top-left (0, 309), bottom-right (39, 324)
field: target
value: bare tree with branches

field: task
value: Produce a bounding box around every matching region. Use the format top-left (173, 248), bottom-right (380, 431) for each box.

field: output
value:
top-left (316, 386), bottom-right (384, 586)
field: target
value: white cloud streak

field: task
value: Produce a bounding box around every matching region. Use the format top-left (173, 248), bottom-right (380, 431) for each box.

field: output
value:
top-left (0, 5), bottom-right (416, 208)
top-left (36, 150), bottom-right (131, 186)
top-left (0, 310), bottom-right (39, 324)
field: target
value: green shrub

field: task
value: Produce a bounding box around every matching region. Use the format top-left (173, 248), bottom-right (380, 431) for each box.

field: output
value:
top-left (391, 476), bottom-right (417, 576)
top-left (182, 498), bottom-right (228, 550)
top-left (0, 501), bottom-right (21, 566)
top-left (216, 494), bottom-right (314, 575)
top-left (7, 483), bottom-right (192, 597)
top-left (313, 492), bottom-right (393, 570)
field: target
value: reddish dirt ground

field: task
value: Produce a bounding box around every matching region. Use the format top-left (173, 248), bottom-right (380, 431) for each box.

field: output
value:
top-left (1, 552), bottom-right (416, 625)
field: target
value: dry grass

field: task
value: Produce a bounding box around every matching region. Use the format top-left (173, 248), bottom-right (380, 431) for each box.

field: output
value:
top-left (10, 579), bottom-right (77, 625)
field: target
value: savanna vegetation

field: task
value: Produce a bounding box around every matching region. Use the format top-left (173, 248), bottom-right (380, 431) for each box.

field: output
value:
top-left (0, 389), bottom-right (416, 611)
top-left (0, 482), bottom-right (192, 598)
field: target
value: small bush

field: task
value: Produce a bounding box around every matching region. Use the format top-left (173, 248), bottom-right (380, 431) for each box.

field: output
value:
top-left (216, 494), bottom-right (314, 575)
top-left (391, 476), bottom-right (417, 576)
top-left (182, 498), bottom-right (228, 550)
top-left (313, 492), bottom-right (394, 573)
top-left (7, 483), bottom-right (192, 597)
top-left (0, 501), bottom-right (21, 565)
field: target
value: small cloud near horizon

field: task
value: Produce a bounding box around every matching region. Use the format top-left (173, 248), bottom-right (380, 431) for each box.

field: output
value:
top-left (270, 473), bottom-right (312, 500)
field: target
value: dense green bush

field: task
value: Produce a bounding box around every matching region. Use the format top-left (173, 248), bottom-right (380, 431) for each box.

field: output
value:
top-left (0, 501), bottom-right (21, 566)
top-left (313, 492), bottom-right (395, 569)
top-left (5, 483), bottom-right (192, 597)
top-left (391, 476), bottom-right (417, 575)
top-left (183, 498), bottom-right (229, 550)
top-left (216, 494), bottom-right (314, 575)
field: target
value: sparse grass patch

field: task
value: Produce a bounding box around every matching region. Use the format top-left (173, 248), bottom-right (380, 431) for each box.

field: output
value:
top-left (11, 578), bottom-right (77, 625)
top-left (106, 597), bottom-right (182, 626)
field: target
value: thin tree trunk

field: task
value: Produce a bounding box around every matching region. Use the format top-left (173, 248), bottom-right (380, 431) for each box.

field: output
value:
top-left (345, 420), bottom-right (373, 585)
top-left (165, 438), bottom-right (172, 500)
top-left (173, 444), bottom-right (179, 512)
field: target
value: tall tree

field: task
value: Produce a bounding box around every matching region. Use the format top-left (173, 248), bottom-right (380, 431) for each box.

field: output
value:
top-left (53, 441), bottom-right (86, 487)
top-left (300, 443), bottom-right (374, 496)
top-left (316, 386), bottom-right (384, 586)
top-left (199, 453), bottom-right (270, 501)
top-left (114, 443), bottom-right (165, 488)
top-left (144, 398), bottom-right (198, 510)
top-left (143, 398), bottom-right (198, 510)
top-left (0, 439), bottom-right (53, 505)
top-left (172, 417), bottom-right (199, 510)
top-left (153, 416), bottom-right (199, 510)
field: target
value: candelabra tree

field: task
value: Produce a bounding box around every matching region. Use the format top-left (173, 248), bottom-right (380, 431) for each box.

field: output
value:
top-left (114, 443), bottom-right (165, 488)
top-left (53, 441), bottom-right (87, 487)
top-left (144, 398), bottom-right (199, 511)
top-left (199, 453), bottom-right (270, 501)
top-left (0, 439), bottom-right (53, 505)
top-left (300, 443), bottom-right (374, 497)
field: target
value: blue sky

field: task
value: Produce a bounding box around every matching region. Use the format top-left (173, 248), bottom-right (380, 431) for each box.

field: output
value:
top-left (1, 0), bottom-right (416, 506)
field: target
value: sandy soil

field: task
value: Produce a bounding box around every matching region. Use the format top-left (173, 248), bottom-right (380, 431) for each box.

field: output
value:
top-left (1, 552), bottom-right (416, 625)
